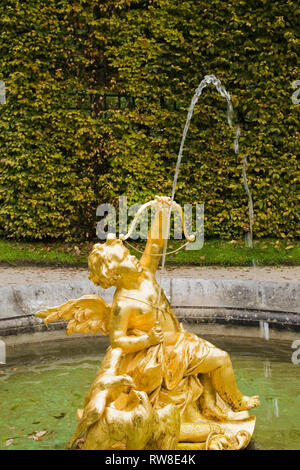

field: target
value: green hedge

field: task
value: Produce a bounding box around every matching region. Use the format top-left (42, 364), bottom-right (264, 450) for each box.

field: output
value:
top-left (0, 0), bottom-right (299, 241)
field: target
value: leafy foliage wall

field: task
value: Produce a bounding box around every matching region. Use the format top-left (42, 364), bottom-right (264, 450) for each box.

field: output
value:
top-left (0, 0), bottom-right (299, 240)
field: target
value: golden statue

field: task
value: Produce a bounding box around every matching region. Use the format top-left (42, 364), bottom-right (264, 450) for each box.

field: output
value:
top-left (36, 196), bottom-right (259, 450)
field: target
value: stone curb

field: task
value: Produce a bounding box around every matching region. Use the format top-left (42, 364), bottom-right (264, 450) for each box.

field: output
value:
top-left (0, 277), bottom-right (299, 336)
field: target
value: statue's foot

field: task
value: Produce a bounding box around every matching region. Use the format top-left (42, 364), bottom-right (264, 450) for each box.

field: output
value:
top-left (201, 401), bottom-right (229, 421)
top-left (233, 395), bottom-right (260, 412)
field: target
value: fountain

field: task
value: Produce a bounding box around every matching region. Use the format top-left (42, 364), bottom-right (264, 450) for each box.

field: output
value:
top-left (1, 76), bottom-right (299, 451)
top-left (33, 76), bottom-right (261, 450)
top-left (35, 196), bottom-right (259, 450)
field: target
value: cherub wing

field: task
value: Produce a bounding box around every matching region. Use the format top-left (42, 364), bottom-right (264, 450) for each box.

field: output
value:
top-left (35, 295), bottom-right (111, 336)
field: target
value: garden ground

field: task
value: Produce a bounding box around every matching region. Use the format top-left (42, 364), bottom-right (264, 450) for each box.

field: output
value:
top-left (0, 238), bottom-right (299, 268)
top-left (1, 237), bottom-right (299, 286)
top-left (0, 265), bottom-right (299, 286)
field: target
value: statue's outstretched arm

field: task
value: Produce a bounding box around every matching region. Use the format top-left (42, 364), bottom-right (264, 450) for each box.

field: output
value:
top-left (140, 197), bottom-right (171, 274)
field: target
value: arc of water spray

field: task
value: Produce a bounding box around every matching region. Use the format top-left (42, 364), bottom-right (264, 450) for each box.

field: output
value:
top-left (236, 125), bottom-right (254, 248)
top-left (0, 81), bottom-right (6, 105)
top-left (156, 74), bottom-right (254, 310)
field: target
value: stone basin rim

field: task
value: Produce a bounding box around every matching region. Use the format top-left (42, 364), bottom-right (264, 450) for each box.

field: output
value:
top-left (0, 277), bottom-right (299, 338)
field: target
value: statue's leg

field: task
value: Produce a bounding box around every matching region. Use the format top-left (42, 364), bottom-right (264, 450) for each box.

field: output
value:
top-left (189, 346), bottom-right (259, 412)
top-left (198, 373), bottom-right (229, 420)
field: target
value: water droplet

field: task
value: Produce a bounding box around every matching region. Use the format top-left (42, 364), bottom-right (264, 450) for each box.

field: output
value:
top-left (263, 360), bottom-right (272, 377)
top-left (273, 398), bottom-right (279, 417)
top-left (260, 320), bottom-right (270, 341)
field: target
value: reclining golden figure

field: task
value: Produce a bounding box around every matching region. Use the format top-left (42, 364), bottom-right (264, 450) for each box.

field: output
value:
top-left (36, 196), bottom-right (259, 450)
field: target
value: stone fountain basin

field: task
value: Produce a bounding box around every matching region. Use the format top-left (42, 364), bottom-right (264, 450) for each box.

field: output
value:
top-left (0, 277), bottom-right (299, 345)
top-left (0, 277), bottom-right (299, 451)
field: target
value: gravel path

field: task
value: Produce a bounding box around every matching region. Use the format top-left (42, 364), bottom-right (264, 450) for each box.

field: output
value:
top-left (0, 265), bottom-right (299, 286)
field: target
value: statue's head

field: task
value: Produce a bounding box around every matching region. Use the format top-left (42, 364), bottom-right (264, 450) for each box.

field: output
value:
top-left (88, 234), bottom-right (142, 288)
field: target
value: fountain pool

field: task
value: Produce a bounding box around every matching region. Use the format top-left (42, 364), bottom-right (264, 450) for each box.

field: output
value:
top-left (0, 335), bottom-right (299, 450)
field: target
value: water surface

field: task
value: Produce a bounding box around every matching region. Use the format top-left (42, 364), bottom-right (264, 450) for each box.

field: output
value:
top-left (0, 337), bottom-right (299, 450)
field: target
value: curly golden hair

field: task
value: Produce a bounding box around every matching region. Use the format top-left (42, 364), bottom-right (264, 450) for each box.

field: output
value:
top-left (88, 236), bottom-right (124, 289)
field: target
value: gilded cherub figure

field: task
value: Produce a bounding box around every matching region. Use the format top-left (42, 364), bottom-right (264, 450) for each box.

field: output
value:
top-left (36, 196), bottom-right (259, 450)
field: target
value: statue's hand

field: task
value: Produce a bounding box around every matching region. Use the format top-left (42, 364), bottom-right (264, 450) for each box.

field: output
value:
top-left (154, 195), bottom-right (172, 210)
top-left (97, 374), bottom-right (135, 391)
top-left (148, 321), bottom-right (164, 346)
